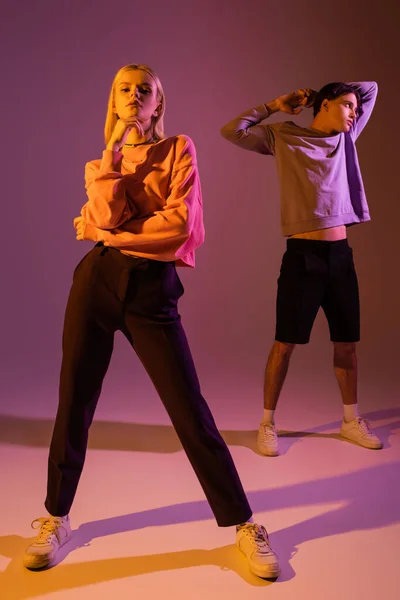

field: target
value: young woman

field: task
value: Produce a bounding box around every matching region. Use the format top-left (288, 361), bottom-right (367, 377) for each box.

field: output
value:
top-left (23, 64), bottom-right (280, 579)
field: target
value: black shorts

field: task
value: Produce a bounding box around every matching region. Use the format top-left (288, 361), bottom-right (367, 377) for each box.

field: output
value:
top-left (275, 238), bottom-right (360, 344)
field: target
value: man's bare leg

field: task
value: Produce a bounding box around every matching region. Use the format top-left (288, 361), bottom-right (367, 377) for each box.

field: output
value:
top-left (257, 341), bottom-right (296, 456)
top-left (264, 341), bottom-right (296, 410)
top-left (333, 342), bottom-right (357, 408)
top-left (334, 341), bottom-right (383, 449)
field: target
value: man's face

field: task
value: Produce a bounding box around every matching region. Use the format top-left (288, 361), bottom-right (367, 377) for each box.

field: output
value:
top-left (324, 93), bottom-right (358, 133)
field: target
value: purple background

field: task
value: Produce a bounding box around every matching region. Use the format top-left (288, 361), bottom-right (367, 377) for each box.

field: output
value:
top-left (1, 0), bottom-right (399, 425)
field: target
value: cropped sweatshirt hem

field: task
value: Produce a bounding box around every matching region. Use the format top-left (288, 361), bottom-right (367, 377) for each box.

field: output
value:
top-left (282, 211), bottom-right (371, 236)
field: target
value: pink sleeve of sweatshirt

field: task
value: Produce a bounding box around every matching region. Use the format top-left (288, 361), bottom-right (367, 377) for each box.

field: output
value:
top-left (81, 150), bottom-right (134, 229)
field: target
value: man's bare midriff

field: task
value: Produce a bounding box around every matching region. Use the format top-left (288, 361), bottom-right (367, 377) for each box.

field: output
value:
top-left (289, 225), bottom-right (347, 241)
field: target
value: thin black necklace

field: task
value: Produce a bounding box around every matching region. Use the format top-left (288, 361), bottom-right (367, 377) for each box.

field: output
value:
top-left (124, 138), bottom-right (155, 148)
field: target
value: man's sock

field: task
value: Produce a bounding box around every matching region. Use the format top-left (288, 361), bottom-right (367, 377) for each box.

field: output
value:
top-left (261, 409), bottom-right (275, 425)
top-left (343, 403), bottom-right (359, 423)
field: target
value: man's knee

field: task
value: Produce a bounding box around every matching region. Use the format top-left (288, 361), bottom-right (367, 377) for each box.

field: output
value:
top-left (272, 340), bottom-right (296, 358)
top-left (333, 342), bottom-right (357, 368)
top-left (333, 341), bottom-right (357, 355)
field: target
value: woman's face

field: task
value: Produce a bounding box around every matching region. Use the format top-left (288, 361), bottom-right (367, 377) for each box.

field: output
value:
top-left (113, 69), bottom-right (161, 128)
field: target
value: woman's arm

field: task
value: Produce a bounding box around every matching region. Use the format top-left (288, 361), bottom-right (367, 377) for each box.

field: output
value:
top-left (80, 117), bottom-right (145, 230)
top-left (80, 151), bottom-right (134, 230)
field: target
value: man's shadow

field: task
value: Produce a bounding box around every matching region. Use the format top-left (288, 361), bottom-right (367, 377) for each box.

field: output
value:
top-left (1, 459), bottom-right (400, 598)
top-left (0, 407), bottom-right (398, 456)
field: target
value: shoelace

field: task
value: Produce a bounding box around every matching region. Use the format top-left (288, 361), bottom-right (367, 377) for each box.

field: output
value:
top-left (354, 417), bottom-right (373, 435)
top-left (260, 423), bottom-right (277, 442)
top-left (31, 517), bottom-right (63, 545)
top-left (242, 524), bottom-right (273, 554)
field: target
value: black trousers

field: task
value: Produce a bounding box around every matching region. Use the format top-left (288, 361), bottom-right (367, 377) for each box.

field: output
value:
top-left (45, 244), bottom-right (252, 527)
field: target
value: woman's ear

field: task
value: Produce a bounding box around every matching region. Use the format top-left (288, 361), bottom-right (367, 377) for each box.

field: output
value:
top-left (153, 103), bottom-right (162, 117)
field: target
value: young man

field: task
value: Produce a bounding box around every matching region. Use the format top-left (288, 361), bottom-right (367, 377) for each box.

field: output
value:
top-left (221, 81), bottom-right (382, 456)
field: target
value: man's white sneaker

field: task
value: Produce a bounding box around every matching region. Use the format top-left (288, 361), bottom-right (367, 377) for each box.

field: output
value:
top-left (340, 417), bottom-right (383, 449)
top-left (236, 523), bottom-right (280, 579)
top-left (257, 422), bottom-right (279, 456)
top-left (23, 515), bottom-right (72, 569)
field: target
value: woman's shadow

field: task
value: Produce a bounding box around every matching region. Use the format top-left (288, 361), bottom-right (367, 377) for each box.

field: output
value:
top-left (0, 407), bottom-right (398, 598)
top-left (1, 458), bottom-right (400, 598)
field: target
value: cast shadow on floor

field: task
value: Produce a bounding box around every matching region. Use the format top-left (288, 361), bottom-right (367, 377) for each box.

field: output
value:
top-left (0, 407), bottom-right (398, 456)
top-left (1, 458), bottom-right (399, 598)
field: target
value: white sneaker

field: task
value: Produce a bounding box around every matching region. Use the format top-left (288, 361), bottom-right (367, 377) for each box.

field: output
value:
top-left (236, 523), bottom-right (280, 579)
top-left (340, 417), bottom-right (383, 449)
top-left (257, 422), bottom-right (279, 456)
top-left (23, 515), bottom-right (72, 569)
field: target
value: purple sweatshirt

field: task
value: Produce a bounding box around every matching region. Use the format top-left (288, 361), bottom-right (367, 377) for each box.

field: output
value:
top-left (220, 82), bottom-right (378, 236)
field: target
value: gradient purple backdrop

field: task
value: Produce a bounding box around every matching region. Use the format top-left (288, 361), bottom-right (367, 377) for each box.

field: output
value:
top-left (1, 0), bottom-right (399, 425)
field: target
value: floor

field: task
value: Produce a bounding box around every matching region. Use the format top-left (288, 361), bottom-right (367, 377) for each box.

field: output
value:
top-left (1, 375), bottom-right (399, 600)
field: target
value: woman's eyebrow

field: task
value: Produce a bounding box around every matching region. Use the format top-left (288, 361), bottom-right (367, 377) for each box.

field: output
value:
top-left (118, 81), bottom-right (152, 88)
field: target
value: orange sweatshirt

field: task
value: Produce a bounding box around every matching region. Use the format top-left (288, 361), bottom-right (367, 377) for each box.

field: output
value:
top-left (80, 134), bottom-right (205, 267)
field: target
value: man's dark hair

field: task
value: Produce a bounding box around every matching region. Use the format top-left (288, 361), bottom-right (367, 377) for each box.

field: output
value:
top-left (313, 82), bottom-right (363, 118)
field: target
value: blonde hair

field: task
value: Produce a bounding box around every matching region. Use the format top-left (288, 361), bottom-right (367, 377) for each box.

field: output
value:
top-left (104, 64), bottom-right (166, 145)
